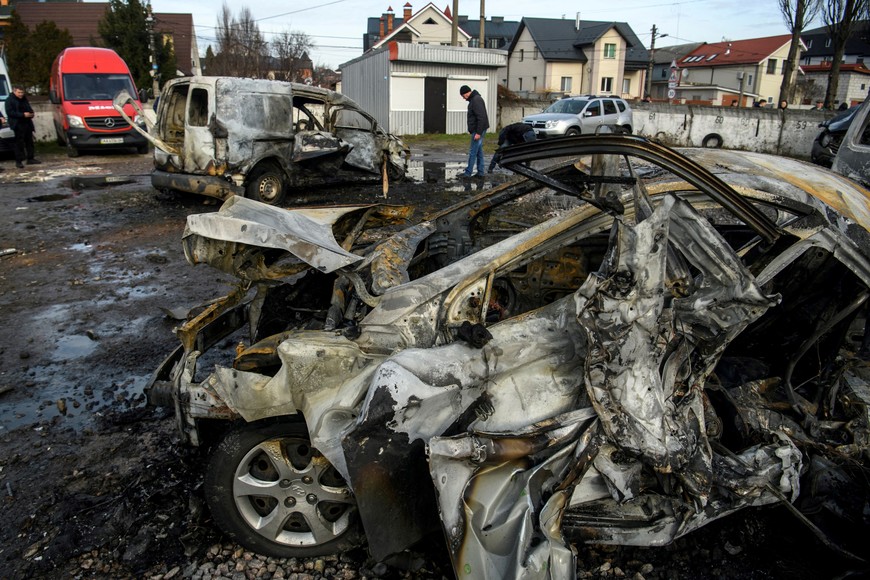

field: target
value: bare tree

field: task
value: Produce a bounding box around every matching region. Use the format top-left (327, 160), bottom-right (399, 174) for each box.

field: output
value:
top-left (212, 3), bottom-right (266, 77)
top-left (822, 0), bottom-right (870, 108)
top-left (272, 31), bottom-right (314, 82)
top-left (778, 0), bottom-right (822, 105)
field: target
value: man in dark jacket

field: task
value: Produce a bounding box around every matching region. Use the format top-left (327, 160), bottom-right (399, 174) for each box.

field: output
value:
top-left (489, 122), bottom-right (536, 171)
top-left (6, 86), bottom-right (40, 168)
top-left (459, 84), bottom-right (489, 177)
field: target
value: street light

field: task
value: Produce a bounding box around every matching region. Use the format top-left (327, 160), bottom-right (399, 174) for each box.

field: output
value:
top-left (145, 6), bottom-right (159, 97)
top-left (645, 25), bottom-right (668, 99)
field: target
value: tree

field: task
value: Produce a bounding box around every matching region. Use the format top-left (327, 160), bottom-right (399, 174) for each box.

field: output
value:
top-left (778, 0), bottom-right (822, 105)
top-left (5, 12), bottom-right (74, 94)
top-left (98, 0), bottom-right (175, 94)
top-left (211, 3), bottom-right (266, 77)
top-left (821, 0), bottom-right (870, 108)
top-left (272, 31), bottom-right (314, 82)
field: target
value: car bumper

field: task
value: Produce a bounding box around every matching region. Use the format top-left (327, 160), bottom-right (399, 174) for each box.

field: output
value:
top-left (67, 127), bottom-right (147, 150)
top-left (151, 169), bottom-right (243, 200)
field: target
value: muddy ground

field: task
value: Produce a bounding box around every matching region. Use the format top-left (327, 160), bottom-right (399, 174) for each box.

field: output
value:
top-left (0, 146), bottom-right (865, 579)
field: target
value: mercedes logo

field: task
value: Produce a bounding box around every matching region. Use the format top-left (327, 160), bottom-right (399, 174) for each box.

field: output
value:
top-left (104, 118), bottom-right (115, 128)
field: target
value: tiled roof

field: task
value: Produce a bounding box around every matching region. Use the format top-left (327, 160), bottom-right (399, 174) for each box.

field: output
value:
top-left (802, 62), bottom-right (870, 75)
top-left (13, 2), bottom-right (194, 74)
top-left (511, 17), bottom-right (648, 66)
top-left (679, 34), bottom-right (793, 67)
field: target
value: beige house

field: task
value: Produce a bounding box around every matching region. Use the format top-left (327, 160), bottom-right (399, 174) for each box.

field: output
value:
top-left (674, 35), bottom-right (802, 106)
top-left (369, 2), bottom-right (471, 50)
top-left (505, 17), bottom-right (648, 99)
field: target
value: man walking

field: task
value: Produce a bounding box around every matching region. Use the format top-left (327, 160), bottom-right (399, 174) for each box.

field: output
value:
top-left (6, 86), bottom-right (40, 169)
top-left (459, 84), bottom-right (489, 178)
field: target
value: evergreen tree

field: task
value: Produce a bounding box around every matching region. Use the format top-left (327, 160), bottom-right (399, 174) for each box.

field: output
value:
top-left (5, 11), bottom-right (73, 94)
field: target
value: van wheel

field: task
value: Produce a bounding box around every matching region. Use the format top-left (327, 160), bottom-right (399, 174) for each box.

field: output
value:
top-left (565, 127), bottom-right (581, 137)
top-left (66, 140), bottom-right (80, 158)
top-left (246, 164), bottom-right (286, 205)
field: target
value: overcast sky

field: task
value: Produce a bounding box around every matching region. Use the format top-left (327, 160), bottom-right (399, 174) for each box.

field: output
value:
top-left (148, 0), bottom-right (802, 69)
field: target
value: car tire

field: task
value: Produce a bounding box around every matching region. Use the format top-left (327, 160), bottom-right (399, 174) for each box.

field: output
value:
top-left (622, 125), bottom-right (633, 134)
top-left (702, 133), bottom-right (723, 148)
top-left (245, 164), bottom-right (286, 205)
top-left (565, 127), bottom-right (581, 137)
top-left (205, 420), bottom-right (360, 559)
top-left (66, 138), bottom-right (80, 158)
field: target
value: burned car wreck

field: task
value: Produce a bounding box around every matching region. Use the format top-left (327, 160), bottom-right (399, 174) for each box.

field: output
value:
top-left (147, 135), bottom-right (870, 578)
top-left (114, 77), bottom-right (409, 205)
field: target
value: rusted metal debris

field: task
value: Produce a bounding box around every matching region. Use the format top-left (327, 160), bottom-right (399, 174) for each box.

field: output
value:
top-left (147, 135), bottom-right (870, 578)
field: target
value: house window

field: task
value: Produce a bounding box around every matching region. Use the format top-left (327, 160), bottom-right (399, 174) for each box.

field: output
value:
top-left (533, 76), bottom-right (537, 90)
top-left (748, 74), bottom-right (753, 87)
top-left (767, 59), bottom-right (777, 74)
top-left (469, 38), bottom-right (479, 48)
top-left (518, 78), bottom-right (523, 91)
top-left (807, 39), bottom-right (813, 49)
top-left (519, 49), bottom-right (524, 62)
top-left (604, 43), bottom-right (616, 59)
top-left (826, 38), bottom-right (832, 48)
top-left (561, 76), bottom-right (572, 92)
top-left (600, 77), bottom-right (613, 92)
top-left (661, 68), bottom-right (667, 78)
top-left (863, 84), bottom-right (867, 90)
top-left (534, 48), bottom-right (539, 60)
top-left (623, 78), bottom-right (631, 94)
top-left (488, 38), bottom-right (500, 48)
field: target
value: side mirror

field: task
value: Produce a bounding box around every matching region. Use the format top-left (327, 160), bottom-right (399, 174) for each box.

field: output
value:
top-left (49, 89), bottom-right (59, 105)
top-left (138, 88), bottom-right (149, 104)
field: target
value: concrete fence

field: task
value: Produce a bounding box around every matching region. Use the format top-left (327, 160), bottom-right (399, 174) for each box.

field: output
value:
top-left (499, 100), bottom-right (840, 160)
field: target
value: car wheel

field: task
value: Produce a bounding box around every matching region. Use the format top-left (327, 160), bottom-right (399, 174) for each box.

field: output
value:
top-left (702, 133), bottom-right (723, 148)
top-left (246, 164), bottom-right (286, 205)
top-left (205, 420), bottom-right (359, 558)
top-left (66, 138), bottom-right (80, 158)
top-left (622, 125), bottom-right (633, 134)
top-left (565, 127), bottom-right (581, 136)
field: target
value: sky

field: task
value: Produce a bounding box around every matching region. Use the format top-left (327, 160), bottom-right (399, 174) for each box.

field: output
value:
top-left (147, 0), bottom-right (804, 69)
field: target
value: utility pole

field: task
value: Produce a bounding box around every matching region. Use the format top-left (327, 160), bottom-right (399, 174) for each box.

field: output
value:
top-left (451, 0), bottom-right (459, 45)
top-left (146, 4), bottom-right (159, 97)
top-left (479, 0), bottom-right (485, 48)
top-left (645, 25), bottom-right (667, 99)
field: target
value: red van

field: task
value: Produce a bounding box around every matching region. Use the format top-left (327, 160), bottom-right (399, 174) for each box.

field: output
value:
top-left (49, 47), bottom-right (149, 157)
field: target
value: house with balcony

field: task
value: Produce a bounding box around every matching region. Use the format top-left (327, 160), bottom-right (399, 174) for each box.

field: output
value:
top-left (505, 16), bottom-right (648, 100)
top-left (650, 42), bottom-right (704, 100)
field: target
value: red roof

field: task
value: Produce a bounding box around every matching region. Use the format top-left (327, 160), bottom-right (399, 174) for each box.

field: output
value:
top-left (679, 34), bottom-right (794, 68)
top-left (14, 2), bottom-right (194, 74)
top-left (802, 62), bottom-right (870, 75)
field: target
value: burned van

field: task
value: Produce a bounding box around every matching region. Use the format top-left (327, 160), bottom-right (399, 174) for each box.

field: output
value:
top-left (115, 77), bottom-right (409, 205)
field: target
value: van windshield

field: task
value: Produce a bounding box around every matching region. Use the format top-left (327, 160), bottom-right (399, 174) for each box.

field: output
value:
top-left (63, 73), bottom-right (136, 101)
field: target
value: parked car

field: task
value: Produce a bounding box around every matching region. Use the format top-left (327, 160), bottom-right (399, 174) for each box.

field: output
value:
top-left (522, 95), bottom-right (633, 137)
top-left (147, 135), bottom-right (870, 578)
top-left (832, 98), bottom-right (870, 186)
top-left (810, 104), bottom-right (860, 166)
top-left (114, 77), bottom-right (409, 206)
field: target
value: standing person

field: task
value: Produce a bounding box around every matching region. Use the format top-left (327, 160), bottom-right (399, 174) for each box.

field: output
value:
top-left (459, 84), bottom-right (489, 178)
top-left (6, 86), bottom-right (40, 168)
top-left (488, 122), bottom-right (535, 172)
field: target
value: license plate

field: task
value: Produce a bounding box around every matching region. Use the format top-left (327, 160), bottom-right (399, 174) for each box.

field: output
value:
top-left (100, 137), bottom-right (124, 145)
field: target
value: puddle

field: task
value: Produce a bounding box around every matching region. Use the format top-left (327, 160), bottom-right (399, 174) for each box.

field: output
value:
top-left (28, 192), bottom-right (79, 202)
top-left (405, 160), bottom-right (466, 182)
top-left (54, 334), bottom-right (99, 360)
top-left (0, 372), bottom-right (149, 432)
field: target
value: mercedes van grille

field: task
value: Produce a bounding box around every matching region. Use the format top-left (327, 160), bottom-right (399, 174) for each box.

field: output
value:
top-left (86, 116), bottom-right (130, 130)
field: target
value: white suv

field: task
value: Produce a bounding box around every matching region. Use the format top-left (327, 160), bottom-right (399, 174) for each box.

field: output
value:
top-left (523, 96), bottom-right (633, 137)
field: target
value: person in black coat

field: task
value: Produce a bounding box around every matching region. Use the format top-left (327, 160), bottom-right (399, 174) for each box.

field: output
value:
top-left (488, 122), bottom-right (536, 171)
top-left (6, 86), bottom-right (40, 168)
top-left (459, 84), bottom-right (489, 177)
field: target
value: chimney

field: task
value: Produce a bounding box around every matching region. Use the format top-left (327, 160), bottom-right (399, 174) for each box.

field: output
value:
top-left (379, 16), bottom-right (385, 39)
top-left (575, 12), bottom-right (580, 31)
top-left (387, 6), bottom-right (394, 34)
top-left (403, 2), bottom-right (412, 22)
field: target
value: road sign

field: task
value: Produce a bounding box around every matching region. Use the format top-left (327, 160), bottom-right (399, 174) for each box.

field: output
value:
top-left (668, 89), bottom-right (676, 99)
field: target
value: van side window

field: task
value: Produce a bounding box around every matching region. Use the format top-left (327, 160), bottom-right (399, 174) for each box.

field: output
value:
top-left (188, 88), bottom-right (209, 127)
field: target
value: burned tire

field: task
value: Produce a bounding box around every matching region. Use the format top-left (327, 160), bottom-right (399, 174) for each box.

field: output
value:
top-left (702, 133), bottom-right (723, 148)
top-left (205, 420), bottom-right (360, 558)
top-left (245, 164), bottom-right (286, 205)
